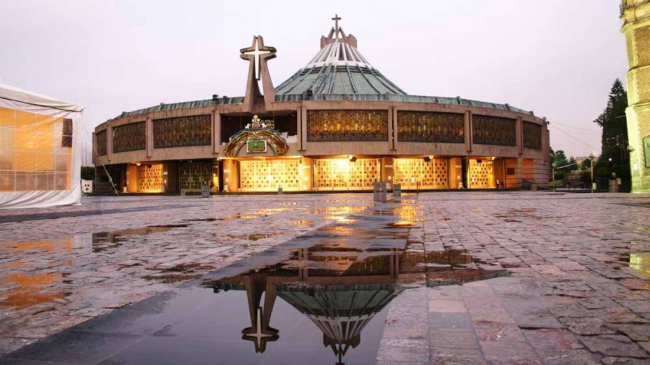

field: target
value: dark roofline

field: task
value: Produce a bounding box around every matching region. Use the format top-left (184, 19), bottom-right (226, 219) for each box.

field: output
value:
top-left (108, 94), bottom-right (533, 121)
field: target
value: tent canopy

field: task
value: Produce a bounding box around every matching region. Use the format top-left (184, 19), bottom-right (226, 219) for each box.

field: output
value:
top-left (0, 82), bottom-right (84, 209)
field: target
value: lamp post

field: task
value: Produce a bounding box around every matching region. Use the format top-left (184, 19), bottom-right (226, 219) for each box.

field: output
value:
top-left (552, 163), bottom-right (556, 193)
top-left (589, 154), bottom-right (595, 193)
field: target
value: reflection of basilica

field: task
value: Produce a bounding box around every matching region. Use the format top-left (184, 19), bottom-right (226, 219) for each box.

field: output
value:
top-left (208, 246), bottom-right (402, 364)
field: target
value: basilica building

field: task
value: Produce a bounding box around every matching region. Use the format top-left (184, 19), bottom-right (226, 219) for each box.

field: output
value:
top-left (93, 16), bottom-right (550, 193)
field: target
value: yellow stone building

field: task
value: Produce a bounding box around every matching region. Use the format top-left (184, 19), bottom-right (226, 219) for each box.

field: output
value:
top-left (621, 0), bottom-right (650, 193)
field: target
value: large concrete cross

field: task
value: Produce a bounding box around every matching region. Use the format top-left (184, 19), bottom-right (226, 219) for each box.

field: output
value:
top-left (241, 36), bottom-right (275, 81)
top-left (332, 14), bottom-right (341, 38)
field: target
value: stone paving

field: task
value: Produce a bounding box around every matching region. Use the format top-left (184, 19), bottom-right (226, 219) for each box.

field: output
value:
top-left (379, 192), bottom-right (650, 365)
top-left (0, 194), bottom-right (369, 354)
top-left (1, 192), bottom-right (650, 364)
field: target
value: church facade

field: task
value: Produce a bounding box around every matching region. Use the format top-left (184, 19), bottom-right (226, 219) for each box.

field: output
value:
top-left (93, 17), bottom-right (550, 193)
top-left (621, 0), bottom-right (650, 194)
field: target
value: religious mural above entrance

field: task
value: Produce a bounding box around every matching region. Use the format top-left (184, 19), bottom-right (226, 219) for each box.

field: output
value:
top-left (113, 122), bottom-right (146, 153)
top-left (523, 122), bottom-right (542, 150)
top-left (397, 111), bottom-right (464, 143)
top-left (472, 115), bottom-right (517, 146)
top-left (153, 115), bottom-right (211, 149)
top-left (224, 115), bottom-right (288, 157)
top-left (307, 110), bottom-right (388, 142)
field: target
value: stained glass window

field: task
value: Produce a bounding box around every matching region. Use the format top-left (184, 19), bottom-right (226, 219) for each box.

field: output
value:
top-left (472, 115), bottom-right (516, 146)
top-left (96, 130), bottom-right (107, 156)
top-left (523, 122), bottom-right (542, 150)
top-left (307, 110), bottom-right (388, 142)
top-left (154, 115), bottom-right (211, 149)
top-left (397, 111), bottom-right (464, 143)
top-left (113, 122), bottom-right (146, 153)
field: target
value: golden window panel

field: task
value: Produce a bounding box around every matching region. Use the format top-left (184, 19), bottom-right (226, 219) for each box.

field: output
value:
top-left (95, 130), bottom-right (107, 156)
top-left (393, 158), bottom-right (448, 189)
top-left (523, 122), bottom-right (542, 150)
top-left (307, 110), bottom-right (388, 142)
top-left (138, 164), bottom-right (164, 192)
top-left (113, 122), bottom-right (146, 153)
top-left (0, 107), bottom-right (71, 192)
top-left (472, 115), bottom-right (516, 146)
top-left (154, 115), bottom-right (211, 149)
top-left (397, 111), bottom-right (464, 143)
top-left (314, 158), bottom-right (380, 190)
top-left (468, 159), bottom-right (495, 189)
top-left (239, 160), bottom-right (302, 192)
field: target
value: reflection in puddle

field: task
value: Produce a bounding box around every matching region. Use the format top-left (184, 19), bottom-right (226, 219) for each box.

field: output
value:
top-left (0, 225), bottom-right (190, 310)
top-left (289, 220), bottom-right (314, 227)
top-left (0, 272), bottom-right (64, 309)
top-left (205, 246), bottom-right (402, 362)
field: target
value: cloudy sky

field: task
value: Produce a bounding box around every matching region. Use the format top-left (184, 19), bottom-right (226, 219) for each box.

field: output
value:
top-left (0, 0), bottom-right (627, 161)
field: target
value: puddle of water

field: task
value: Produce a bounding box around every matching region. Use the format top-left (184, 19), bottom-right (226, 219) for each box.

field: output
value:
top-left (425, 248), bottom-right (507, 287)
top-left (289, 220), bottom-right (314, 227)
top-left (0, 224), bottom-right (190, 310)
top-left (224, 233), bottom-right (283, 242)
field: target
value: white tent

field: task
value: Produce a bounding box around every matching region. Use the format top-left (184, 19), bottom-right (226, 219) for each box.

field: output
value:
top-left (0, 82), bottom-right (83, 209)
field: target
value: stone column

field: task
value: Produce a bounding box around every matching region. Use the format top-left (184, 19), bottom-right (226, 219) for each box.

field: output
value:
top-left (146, 118), bottom-right (153, 158)
top-left (297, 107), bottom-right (304, 152)
top-left (464, 110), bottom-right (472, 153)
top-left (107, 125), bottom-right (113, 162)
top-left (301, 107), bottom-right (308, 152)
top-left (213, 112), bottom-right (221, 155)
top-left (392, 108), bottom-right (398, 151)
top-left (516, 117), bottom-right (523, 156)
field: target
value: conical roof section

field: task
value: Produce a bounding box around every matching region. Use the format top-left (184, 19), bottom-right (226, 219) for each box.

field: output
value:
top-left (275, 21), bottom-right (407, 96)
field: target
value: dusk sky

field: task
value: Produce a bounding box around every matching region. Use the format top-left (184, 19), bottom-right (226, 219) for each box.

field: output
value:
top-left (0, 0), bottom-right (628, 162)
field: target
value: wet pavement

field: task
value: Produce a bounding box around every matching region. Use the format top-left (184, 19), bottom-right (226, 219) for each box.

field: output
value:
top-left (1, 192), bottom-right (650, 364)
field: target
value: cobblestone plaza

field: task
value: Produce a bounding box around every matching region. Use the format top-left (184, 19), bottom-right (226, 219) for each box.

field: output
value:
top-left (0, 192), bottom-right (649, 364)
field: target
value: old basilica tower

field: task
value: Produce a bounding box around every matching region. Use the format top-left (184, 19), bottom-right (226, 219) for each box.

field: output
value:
top-left (621, 0), bottom-right (650, 193)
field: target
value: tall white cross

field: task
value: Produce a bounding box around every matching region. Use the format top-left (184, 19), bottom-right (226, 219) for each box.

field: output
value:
top-left (243, 38), bottom-right (272, 81)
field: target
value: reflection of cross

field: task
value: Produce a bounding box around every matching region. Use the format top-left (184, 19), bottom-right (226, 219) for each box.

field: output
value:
top-left (242, 37), bottom-right (272, 80)
top-left (332, 14), bottom-right (341, 38)
top-left (243, 307), bottom-right (274, 351)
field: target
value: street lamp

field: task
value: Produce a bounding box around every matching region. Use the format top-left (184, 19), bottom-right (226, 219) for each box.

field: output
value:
top-left (589, 154), bottom-right (596, 193)
top-left (552, 163), bottom-right (556, 193)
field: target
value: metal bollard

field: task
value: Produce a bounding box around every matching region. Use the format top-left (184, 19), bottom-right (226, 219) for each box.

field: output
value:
top-left (374, 182), bottom-right (387, 202)
top-left (201, 185), bottom-right (210, 198)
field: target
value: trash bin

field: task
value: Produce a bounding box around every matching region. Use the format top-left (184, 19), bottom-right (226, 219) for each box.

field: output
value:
top-left (278, 187), bottom-right (283, 195)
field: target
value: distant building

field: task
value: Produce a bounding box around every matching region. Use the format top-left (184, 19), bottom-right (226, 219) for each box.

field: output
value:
top-left (94, 16), bottom-right (550, 193)
top-left (621, 0), bottom-right (650, 193)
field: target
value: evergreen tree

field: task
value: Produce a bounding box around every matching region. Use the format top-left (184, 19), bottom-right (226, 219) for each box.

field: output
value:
top-left (593, 79), bottom-right (630, 179)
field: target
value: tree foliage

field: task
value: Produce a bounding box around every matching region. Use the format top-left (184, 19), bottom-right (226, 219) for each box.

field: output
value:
top-left (593, 79), bottom-right (630, 179)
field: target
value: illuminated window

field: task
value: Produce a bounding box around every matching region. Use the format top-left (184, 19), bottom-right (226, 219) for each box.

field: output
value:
top-left (154, 115), bottom-right (211, 149)
top-left (95, 130), bottom-right (107, 156)
top-left (307, 110), bottom-right (388, 142)
top-left (0, 107), bottom-right (71, 192)
top-left (523, 122), bottom-right (542, 150)
top-left (113, 122), bottom-right (146, 153)
top-left (472, 115), bottom-right (516, 146)
top-left (397, 111), bottom-right (464, 143)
